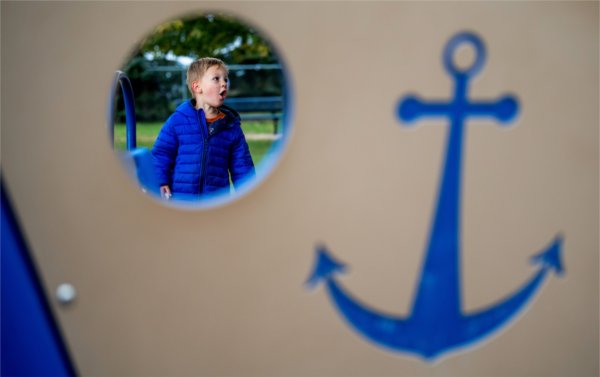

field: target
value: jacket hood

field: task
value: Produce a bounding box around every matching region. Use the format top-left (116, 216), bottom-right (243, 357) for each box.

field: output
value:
top-left (176, 99), bottom-right (241, 122)
top-left (175, 100), bottom-right (241, 137)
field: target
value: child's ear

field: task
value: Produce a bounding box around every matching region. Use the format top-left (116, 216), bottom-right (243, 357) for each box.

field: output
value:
top-left (192, 81), bottom-right (202, 93)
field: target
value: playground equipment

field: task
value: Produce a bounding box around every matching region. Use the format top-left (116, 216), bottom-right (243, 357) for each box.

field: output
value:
top-left (2, 3), bottom-right (596, 375)
top-left (109, 71), bottom-right (160, 197)
top-left (1, 184), bottom-right (78, 376)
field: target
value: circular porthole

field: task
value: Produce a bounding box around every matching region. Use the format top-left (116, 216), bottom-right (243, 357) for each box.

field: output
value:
top-left (109, 12), bottom-right (292, 209)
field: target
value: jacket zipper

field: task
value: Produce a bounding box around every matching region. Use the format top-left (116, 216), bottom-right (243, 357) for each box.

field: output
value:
top-left (197, 109), bottom-right (209, 195)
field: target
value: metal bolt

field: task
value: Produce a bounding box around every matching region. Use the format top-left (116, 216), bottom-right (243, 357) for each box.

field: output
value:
top-left (56, 283), bottom-right (77, 305)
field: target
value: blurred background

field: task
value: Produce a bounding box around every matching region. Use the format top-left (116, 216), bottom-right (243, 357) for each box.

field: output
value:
top-left (112, 13), bottom-right (287, 166)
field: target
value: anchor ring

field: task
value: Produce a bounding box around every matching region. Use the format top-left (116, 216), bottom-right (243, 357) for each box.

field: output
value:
top-left (443, 32), bottom-right (486, 77)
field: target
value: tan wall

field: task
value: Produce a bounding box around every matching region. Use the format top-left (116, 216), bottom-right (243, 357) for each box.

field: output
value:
top-left (2, 1), bottom-right (598, 376)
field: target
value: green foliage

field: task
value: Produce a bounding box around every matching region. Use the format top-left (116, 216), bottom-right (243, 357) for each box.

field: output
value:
top-left (115, 57), bottom-right (183, 123)
top-left (228, 68), bottom-right (284, 98)
top-left (113, 14), bottom-right (284, 123)
top-left (138, 14), bottom-right (276, 64)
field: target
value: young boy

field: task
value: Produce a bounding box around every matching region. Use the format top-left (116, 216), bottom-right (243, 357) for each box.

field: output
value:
top-left (151, 58), bottom-right (255, 199)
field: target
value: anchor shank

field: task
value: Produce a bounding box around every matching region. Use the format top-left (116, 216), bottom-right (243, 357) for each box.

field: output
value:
top-left (411, 75), bottom-right (469, 323)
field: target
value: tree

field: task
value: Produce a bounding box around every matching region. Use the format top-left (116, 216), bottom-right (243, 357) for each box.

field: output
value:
top-left (136, 14), bottom-right (276, 64)
top-left (115, 54), bottom-right (183, 123)
top-left (114, 13), bottom-right (283, 123)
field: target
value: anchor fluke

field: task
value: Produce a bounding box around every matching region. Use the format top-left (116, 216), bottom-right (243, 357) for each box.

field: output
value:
top-left (306, 245), bottom-right (346, 289)
top-left (531, 236), bottom-right (564, 276)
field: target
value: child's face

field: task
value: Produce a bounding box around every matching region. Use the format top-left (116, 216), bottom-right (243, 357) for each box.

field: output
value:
top-left (193, 65), bottom-right (229, 108)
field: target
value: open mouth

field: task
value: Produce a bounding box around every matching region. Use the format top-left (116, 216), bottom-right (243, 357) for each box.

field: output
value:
top-left (219, 90), bottom-right (227, 99)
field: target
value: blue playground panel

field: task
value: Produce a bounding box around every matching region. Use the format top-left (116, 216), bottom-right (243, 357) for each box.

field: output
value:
top-left (1, 182), bottom-right (78, 376)
top-left (112, 71), bottom-right (162, 198)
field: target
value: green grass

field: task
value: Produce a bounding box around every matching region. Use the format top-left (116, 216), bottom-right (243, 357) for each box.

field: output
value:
top-left (246, 139), bottom-right (275, 166)
top-left (241, 120), bottom-right (276, 134)
top-left (113, 120), bottom-right (276, 165)
top-left (114, 122), bottom-right (163, 150)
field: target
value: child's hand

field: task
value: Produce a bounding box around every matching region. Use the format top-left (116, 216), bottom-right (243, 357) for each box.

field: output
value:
top-left (160, 185), bottom-right (172, 200)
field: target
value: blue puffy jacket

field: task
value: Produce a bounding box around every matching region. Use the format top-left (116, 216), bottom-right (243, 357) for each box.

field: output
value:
top-left (151, 100), bottom-right (255, 197)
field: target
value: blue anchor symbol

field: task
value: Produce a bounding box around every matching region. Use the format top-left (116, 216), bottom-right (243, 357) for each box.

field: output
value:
top-left (307, 32), bottom-right (564, 360)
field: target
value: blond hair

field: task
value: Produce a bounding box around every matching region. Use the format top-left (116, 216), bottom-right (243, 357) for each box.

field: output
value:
top-left (186, 57), bottom-right (228, 94)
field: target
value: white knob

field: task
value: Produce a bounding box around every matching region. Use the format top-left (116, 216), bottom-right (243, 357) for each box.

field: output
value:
top-left (56, 283), bottom-right (77, 305)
